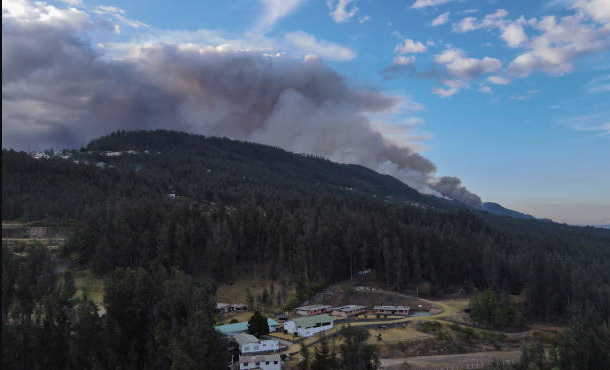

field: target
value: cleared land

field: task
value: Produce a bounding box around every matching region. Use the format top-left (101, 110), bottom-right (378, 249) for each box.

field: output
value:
top-left (381, 350), bottom-right (520, 369)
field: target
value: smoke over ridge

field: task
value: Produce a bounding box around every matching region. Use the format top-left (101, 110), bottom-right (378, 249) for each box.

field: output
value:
top-left (1, 0), bottom-right (481, 206)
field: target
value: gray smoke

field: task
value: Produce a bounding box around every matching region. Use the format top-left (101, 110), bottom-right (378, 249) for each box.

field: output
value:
top-left (2, 1), bottom-right (479, 201)
top-left (430, 176), bottom-right (482, 208)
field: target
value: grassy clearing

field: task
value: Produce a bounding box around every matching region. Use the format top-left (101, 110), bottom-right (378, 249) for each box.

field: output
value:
top-left (215, 275), bottom-right (297, 316)
top-left (74, 269), bottom-right (104, 305)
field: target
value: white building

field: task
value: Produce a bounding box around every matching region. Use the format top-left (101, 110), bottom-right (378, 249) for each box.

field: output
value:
top-left (232, 333), bottom-right (280, 354)
top-left (283, 314), bottom-right (334, 337)
top-left (295, 304), bottom-right (332, 316)
top-left (239, 354), bottom-right (281, 370)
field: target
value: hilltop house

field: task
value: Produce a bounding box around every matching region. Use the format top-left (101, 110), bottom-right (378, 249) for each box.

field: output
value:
top-left (216, 303), bottom-right (248, 314)
top-left (232, 333), bottom-right (280, 355)
top-left (373, 305), bottom-right (410, 316)
top-left (283, 314), bottom-right (334, 337)
top-left (239, 354), bottom-right (281, 370)
top-left (215, 318), bottom-right (280, 335)
top-left (331, 305), bottom-right (367, 318)
top-left (295, 304), bottom-right (332, 316)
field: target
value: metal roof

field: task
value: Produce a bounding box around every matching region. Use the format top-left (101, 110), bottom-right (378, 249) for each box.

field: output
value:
top-left (290, 314), bottom-right (334, 328)
top-left (232, 333), bottom-right (259, 347)
top-left (215, 318), bottom-right (279, 334)
top-left (239, 354), bottom-right (281, 363)
top-left (296, 304), bottom-right (331, 311)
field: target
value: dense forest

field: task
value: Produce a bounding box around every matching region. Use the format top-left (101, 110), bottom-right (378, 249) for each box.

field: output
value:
top-left (3, 130), bottom-right (610, 369)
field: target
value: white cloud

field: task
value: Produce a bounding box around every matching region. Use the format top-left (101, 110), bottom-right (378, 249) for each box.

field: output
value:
top-left (432, 79), bottom-right (468, 97)
top-left (508, 14), bottom-right (610, 77)
top-left (434, 47), bottom-right (501, 79)
top-left (501, 22), bottom-right (528, 47)
top-left (284, 31), bottom-right (357, 61)
top-left (394, 39), bottom-right (427, 54)
top-left (573, 0), bottom-right (610, 24)
top-left (487, 75), bottom-right (509, 85)
top-left (411, 0), bottom-right (451, 10)
top-left (511, 89), bottom-right (540, 100)
top-left (479, 86), bottom-right (492, 93)
top-left (432, 11), bottom-right (450, 26)
top-left (358, 15), bottom-right (370, 24)
top-left (453, 9), bottom-right (532, 48)
top-left (256, 0), bottom-right (305, 32)
top-left (327, 0), bottom-right (358, 23)
top-left (94, 6), bottom-right (150, 29)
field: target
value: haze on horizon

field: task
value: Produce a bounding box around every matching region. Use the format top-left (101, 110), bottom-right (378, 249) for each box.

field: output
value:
top-left (2, 0), bottom-right (609, 225)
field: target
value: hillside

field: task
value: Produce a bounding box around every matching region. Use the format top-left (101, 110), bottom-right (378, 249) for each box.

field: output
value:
top-left (3, 130), bottom-right (610, 322)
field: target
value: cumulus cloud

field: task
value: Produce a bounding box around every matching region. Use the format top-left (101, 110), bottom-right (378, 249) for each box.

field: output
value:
top-left (573, 0), bottom-right (610, 24)
top-left (394, 39), bottom-right (427, 54)
top-left (508, 13), bottom-right (610, 77)
top-left (453, 9), bottom-right (533, 48)
top-left (2, 0), bottom-right (484, 204)
top-left (411, 0), bottom-right (451, 10)
top-left (487, 75), bottom-right (510, 85)
top-left (479, 86), bottom-right (492, 93)
top-left (432, 12), bottom-right (450, 26)
top-left (434, 48), bottom-right (501, 79)
top-left (431, 79), bottom-right (468, 97)
top-left (430, 176), bottom-right (482, 207)
top-left (327, 0), bottom-right (358, 23)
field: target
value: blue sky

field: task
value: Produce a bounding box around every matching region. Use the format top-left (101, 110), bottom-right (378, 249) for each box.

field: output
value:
top-left (3, 0), bottom-right (609, 224)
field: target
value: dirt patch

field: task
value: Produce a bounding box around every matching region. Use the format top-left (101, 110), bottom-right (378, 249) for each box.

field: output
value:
top-left (306, 281), bottom-right (435, 312)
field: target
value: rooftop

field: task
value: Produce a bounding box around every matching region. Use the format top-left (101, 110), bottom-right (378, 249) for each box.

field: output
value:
top-left (296, 304), bottom-right (332, 311)
top-left (239, 354), bottom-right (281, 363)
top-left (374, 305), bottom-right (410, 310)
top-left (290, 314), bottom-right (334, 328)
top-left (232, 333), bottom-right (259, 347)
top-left (215, 318), bottom-right (279, 334)
top-left (334, 305), bottom-right (366, 311)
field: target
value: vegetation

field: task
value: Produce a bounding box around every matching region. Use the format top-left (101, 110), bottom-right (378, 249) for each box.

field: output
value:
top-left (2, 245), bottom-right (229, 370)
top-left (470, 289), bottom-right (525, 329)
top-left (247, 311), bottom-right (270, 337)
top-left (3, 130), bottom-right (610, 368)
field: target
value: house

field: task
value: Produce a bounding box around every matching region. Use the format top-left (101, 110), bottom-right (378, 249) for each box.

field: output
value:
top-left (239, 354), bottom-right (281, 370)
top-left (216, 303), bottom-right (248, 313)
top-left (331, 305), bottom-right (367, 318)
top-left (215, 318), bottom-right (280, 335)
top-left (232, 333), bottom-right (279, 354)
top-left (283, 314), bottom-right (334, 337)
top-left (295, 304), bottom-right (332, 316)
top-left (373, 305), bottom-right (410, 316)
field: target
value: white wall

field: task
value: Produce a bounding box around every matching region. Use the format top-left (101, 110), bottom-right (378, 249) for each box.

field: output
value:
top-left (239, 359), bottom-right (281, 370)
top-left (241, 339), bottom-right (279, 354)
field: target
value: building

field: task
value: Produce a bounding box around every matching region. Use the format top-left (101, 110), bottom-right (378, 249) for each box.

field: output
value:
top-left (215, 318), bottom-right (280, 335)
top-left (373, 305), bottom-right (410, 316)
top-left (295, 304), bottom-right (332, 316)
top-left (216, 303), bottom-right (248, 314)
top-left (331, 305), bottom-right (367, 318)
top-left (283, 314), bottom-right (334, 337)
top-left (239, 354), bottom-right (281, 370)
top-left (232, 333), bottom-right (279, 354)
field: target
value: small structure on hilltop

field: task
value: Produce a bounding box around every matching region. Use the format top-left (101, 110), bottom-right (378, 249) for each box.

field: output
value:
top-left (373, 305), bottom-right (410, 316)
top-left (283, 314), bottom-right (334, 337)
top-left (232, 333), bottom-right (280, 355)
top-left (295, 304), bottom-right (332, 316)
top-left (215, 318), bottom-right (280, 336)
top-left (331, 305), bottom-right (367, 318)
top-left (239, 354), bottom-right (281, 370)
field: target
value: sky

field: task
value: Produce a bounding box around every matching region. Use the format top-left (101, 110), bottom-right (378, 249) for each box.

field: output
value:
top-left (2, 0), bottom-right (609, 225)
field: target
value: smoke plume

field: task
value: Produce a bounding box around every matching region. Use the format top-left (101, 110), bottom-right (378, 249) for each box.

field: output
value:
top-left (2, 0), bottom-right (481, 202)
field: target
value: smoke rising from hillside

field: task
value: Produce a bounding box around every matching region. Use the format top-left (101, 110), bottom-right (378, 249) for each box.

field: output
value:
top-left (1, 0), bottom-right (480, 203)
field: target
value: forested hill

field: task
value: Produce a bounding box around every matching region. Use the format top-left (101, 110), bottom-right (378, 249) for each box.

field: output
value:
top-left (3, 130), bottom-right (610, 323)
top-left (86, 130), bottom-right (456, 209)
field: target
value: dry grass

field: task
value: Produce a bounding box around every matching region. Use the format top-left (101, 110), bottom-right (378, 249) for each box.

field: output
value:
top-left (366, 327), bottom-right (434, 344)
top-left (215, 275), bottom-right (296, 316)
